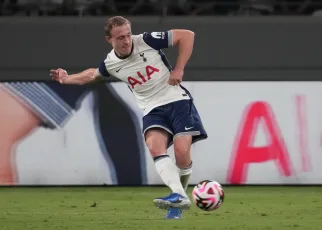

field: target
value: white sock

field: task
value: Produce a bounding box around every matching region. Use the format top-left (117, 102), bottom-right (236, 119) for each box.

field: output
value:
top-left (178, 161), bottom-right (193, 191)
top-left (154, 155), bottom-right (187, 197)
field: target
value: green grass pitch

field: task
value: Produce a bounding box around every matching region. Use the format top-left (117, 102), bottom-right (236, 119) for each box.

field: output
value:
top-left (0, 186), bottom-right (321, 230)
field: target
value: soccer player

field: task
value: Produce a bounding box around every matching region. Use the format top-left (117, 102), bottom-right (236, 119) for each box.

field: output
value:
top-left (50, 16), bottom-right (208, 219)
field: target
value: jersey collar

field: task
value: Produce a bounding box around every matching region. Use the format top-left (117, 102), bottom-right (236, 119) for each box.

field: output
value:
top-left (114, 41), bottom-right (134, 60)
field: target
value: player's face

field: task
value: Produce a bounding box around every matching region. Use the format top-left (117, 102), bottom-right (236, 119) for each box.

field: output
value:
top-left (107, 24), bottom-right (132, 57)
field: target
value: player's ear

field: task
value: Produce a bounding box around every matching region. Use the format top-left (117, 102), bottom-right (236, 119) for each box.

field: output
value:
top-left (105, 36), bottom-right (112, 44)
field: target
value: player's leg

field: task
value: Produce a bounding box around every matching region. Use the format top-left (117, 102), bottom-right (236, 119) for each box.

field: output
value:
top-left (145, 128), bottom-right (191, 213)
top-left (157, 98), bottom-right (207, 219)
top-left (171, 99), bottom-right (208, 193)
top-left (174, 135), bottom-right (193, 191)
top-left (143, 110), bottom-right (189, 210)
top-left (163, 135), bottom-right (192, 219)
top-left (0, 86), bottom-right (40, 184)
top-left (145, 128), bottom-right (186, 196)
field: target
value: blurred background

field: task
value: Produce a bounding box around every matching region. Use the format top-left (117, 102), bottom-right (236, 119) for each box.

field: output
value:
top-left (0, 0), bottom-right (322, 188)
top-left (1, 1), bottom-right (322, 229)
top-left (0, 0), bottom-right (322, 16)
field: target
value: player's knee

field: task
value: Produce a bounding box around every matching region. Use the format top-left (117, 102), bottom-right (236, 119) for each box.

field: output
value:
top-left (173, 136), bottom-right (192, 164)
top-left (145, 137), bottom-right (168, 156)
top-left (174, 135), bottom-right (192, 154)
top-left (174, 144), bottom-right (190, 158)
top-left (145, 128), bottom-right (169, 157)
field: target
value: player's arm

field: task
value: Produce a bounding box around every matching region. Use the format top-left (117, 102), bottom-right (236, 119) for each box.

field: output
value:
top-left (50, 68), bottom-right (102, 85)
top-left (143, 29), bottom-right (194, 71)
top-left (143, 29), bottom-right (195, 70)
top-left (170, 29), bottom-right (195, 72)
top-left (50, 61), bottom-right (110, 85)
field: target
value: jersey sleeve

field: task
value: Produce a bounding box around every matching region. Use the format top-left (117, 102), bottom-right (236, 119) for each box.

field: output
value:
top-left (142, 31), bottom-right (173, 50)
top-left (97, 60), bottom-right (110, 78)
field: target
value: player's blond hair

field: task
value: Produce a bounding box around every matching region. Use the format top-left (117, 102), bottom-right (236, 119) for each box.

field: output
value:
top-left (104, 16), bottom-right (131, 37)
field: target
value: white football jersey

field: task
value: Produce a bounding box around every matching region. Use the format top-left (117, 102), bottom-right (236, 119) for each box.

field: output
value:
top-left (97, 31), bottom-right (191, 115)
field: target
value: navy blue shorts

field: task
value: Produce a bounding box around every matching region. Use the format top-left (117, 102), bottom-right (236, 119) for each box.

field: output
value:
top-left (143, 99), bottom-right (208, 148)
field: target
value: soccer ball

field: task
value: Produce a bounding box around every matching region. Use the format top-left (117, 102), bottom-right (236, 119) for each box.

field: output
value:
top-left (192, 180), bottom-right (225, 211)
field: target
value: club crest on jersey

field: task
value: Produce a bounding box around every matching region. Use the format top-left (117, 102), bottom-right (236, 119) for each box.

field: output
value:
top-left (127, 65), bottom-right (159, 89)
top-left (151, 32), bottom-right (165, 39)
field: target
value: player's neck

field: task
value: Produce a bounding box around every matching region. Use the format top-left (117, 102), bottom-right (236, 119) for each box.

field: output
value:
top-left (114, 42), bottom-right (134, 60)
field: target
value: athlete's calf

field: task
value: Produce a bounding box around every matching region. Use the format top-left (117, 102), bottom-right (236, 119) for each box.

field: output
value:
top-left (145, 128), bottom-right (187, 197)
top-left (174, 135), bottom-right (193, 191)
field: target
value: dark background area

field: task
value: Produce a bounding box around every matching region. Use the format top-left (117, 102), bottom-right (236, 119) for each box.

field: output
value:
top-left (0, 17), bottom-right (322, 81)
top-left (1, 0), bottom-right (322, 81)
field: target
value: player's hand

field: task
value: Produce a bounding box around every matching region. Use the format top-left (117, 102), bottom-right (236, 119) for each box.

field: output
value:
top-left (50, 68), bottom-right (68, 84)
top-left (168, 68), bottom-right (183, 86)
